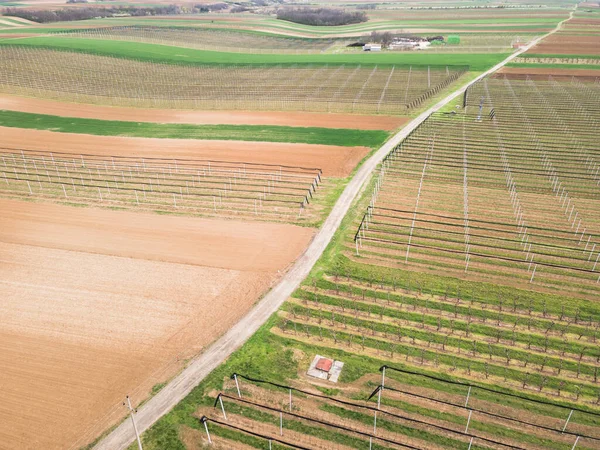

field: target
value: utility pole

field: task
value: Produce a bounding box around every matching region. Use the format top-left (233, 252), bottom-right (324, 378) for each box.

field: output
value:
top-left (124, 395), bottom-right (143, 450)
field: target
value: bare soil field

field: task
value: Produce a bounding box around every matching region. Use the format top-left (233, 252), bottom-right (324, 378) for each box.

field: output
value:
top-left (0, 94), bottom-right (407, 131)
top-left (0, 127), bottom-right (369, 177)
top-left (496, 66), bottom-right (600, 80)
top-left (0, 198), bottom-right (314, 449)
top-left (528, 33), bottom-right (600, 55)
top-left (0, 33), bottom-right (42, 38)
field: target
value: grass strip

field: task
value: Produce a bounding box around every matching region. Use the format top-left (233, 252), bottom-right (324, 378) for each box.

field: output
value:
top-left (0, 110), bottom-right (389, 148)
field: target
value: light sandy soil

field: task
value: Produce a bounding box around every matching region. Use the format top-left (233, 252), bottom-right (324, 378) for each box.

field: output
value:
top-left (0, 127), bottom-right (369, 177)
top-left (0, 33), bottom-right (42, 38)
top-left (0, 198), bottom-right (314, 450)
top-left (0, 94), bottom-right (407, 131)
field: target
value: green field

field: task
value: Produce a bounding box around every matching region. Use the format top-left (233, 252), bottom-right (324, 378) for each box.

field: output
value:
top-left (0, 111), bottom-right (390, 148)
top-left (0, 38), bottom-right (508, 70)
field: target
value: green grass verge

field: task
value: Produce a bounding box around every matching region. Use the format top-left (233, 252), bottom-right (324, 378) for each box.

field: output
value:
top-left (0, 110), bottom-right (390, 148)
top-left (0, 37), bottom-right (509, 70)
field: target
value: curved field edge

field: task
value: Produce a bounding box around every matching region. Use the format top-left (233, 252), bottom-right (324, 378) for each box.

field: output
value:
top-left (0, 38), bottom-right (506, 70)
top-left (0, 111), bottom-right (390, 148)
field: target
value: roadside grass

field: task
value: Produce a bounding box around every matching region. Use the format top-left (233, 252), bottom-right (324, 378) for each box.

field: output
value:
top-left (0, 110), bottom-right (390, 148)
top-left (0, 38), bottom-right (508, 70)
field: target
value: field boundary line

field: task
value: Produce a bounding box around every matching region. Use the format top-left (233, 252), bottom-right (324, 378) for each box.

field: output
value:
top-left (91, 12), bottom-right (573, 449)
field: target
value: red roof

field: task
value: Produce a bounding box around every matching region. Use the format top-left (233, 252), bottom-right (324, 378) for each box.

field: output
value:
top-left (316, 358), bottom-right (333, 372)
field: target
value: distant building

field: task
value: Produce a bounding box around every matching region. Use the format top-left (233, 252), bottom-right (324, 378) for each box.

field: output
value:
top-left (388, 36), bottom-right (431, 51)
top-left (363, 43), bottom-right (382, 52)
top-left (307, 355), bottom-right (344, 382)
top-left (512, 38), bottom-right (526, 49)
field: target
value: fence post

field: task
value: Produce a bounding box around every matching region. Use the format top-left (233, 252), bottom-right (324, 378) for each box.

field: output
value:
top-left (572, 436), bottom-right (580, 450)
top-left (219, 395), bottom-right (227, 420)
top-left (373, 411), bottom-right (377, 435)
top-left (280, 411), bottom-right (283, 436)
top-left (562, 409), bottom-right (574, 432)
top-left (233, 374), bottom-right (241, 398)
top-left (465, 386), bottom-right (472, 408)
top-left (465, 410), bottom-right (473, 434)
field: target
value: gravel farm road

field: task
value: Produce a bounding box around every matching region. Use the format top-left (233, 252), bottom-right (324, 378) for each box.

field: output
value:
top-left (92, 12), bottom-right (572, 450)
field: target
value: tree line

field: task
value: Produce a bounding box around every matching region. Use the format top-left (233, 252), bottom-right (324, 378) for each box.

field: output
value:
top-left (276, 7), bottom-right (367, 27)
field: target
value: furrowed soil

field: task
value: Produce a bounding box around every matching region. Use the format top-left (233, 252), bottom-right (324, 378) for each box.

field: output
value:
top-left (0, 199), bottom-right (314, 450)
top-left (0, 94), bottom-right (407, 131)
top-left (528, 33), bottom-right (600, 55)
top-left (0, 127), bottom-right (369, 177)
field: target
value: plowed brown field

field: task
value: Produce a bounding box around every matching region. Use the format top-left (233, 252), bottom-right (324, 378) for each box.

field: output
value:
top-left (528, 33), bottom-right (600, 55)
top-left (0, 127), bottom-right (369, 177)
top-left (0, 94), bottom-right (407, 131)
top-left (0, 199), bottom-right (314, 449)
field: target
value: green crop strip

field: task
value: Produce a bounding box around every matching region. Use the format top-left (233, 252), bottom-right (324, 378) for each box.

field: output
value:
top-left (0, 110), bottom-right (390, 148)
top-left (0, 38), bottom-right (508, 70)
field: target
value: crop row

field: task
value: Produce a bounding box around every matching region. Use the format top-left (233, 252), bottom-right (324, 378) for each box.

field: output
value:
top-left (285, 285), bottom-right (600, 393)
top-left (198, 370), bottom-right (599, 450)
top-left (0, 47), bottom-right (466, 113)
top-left (58, 26), bottom-right (343, 54)
top-left (0, 149), bottom-right (321, 223)
top-left (351, 77), bottom-right (600, 300)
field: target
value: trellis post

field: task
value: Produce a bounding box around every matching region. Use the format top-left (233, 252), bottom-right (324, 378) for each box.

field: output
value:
top-left (465, 409), bottom-right (473, 433)
top-left (233, 374), bottom-right (241, 398)
top-left (562, 409), bottom-right (574, 432)
top-left (201, 417), bottom-right (212, 444)
top-left (218, 395), bottom-right (227, 420)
